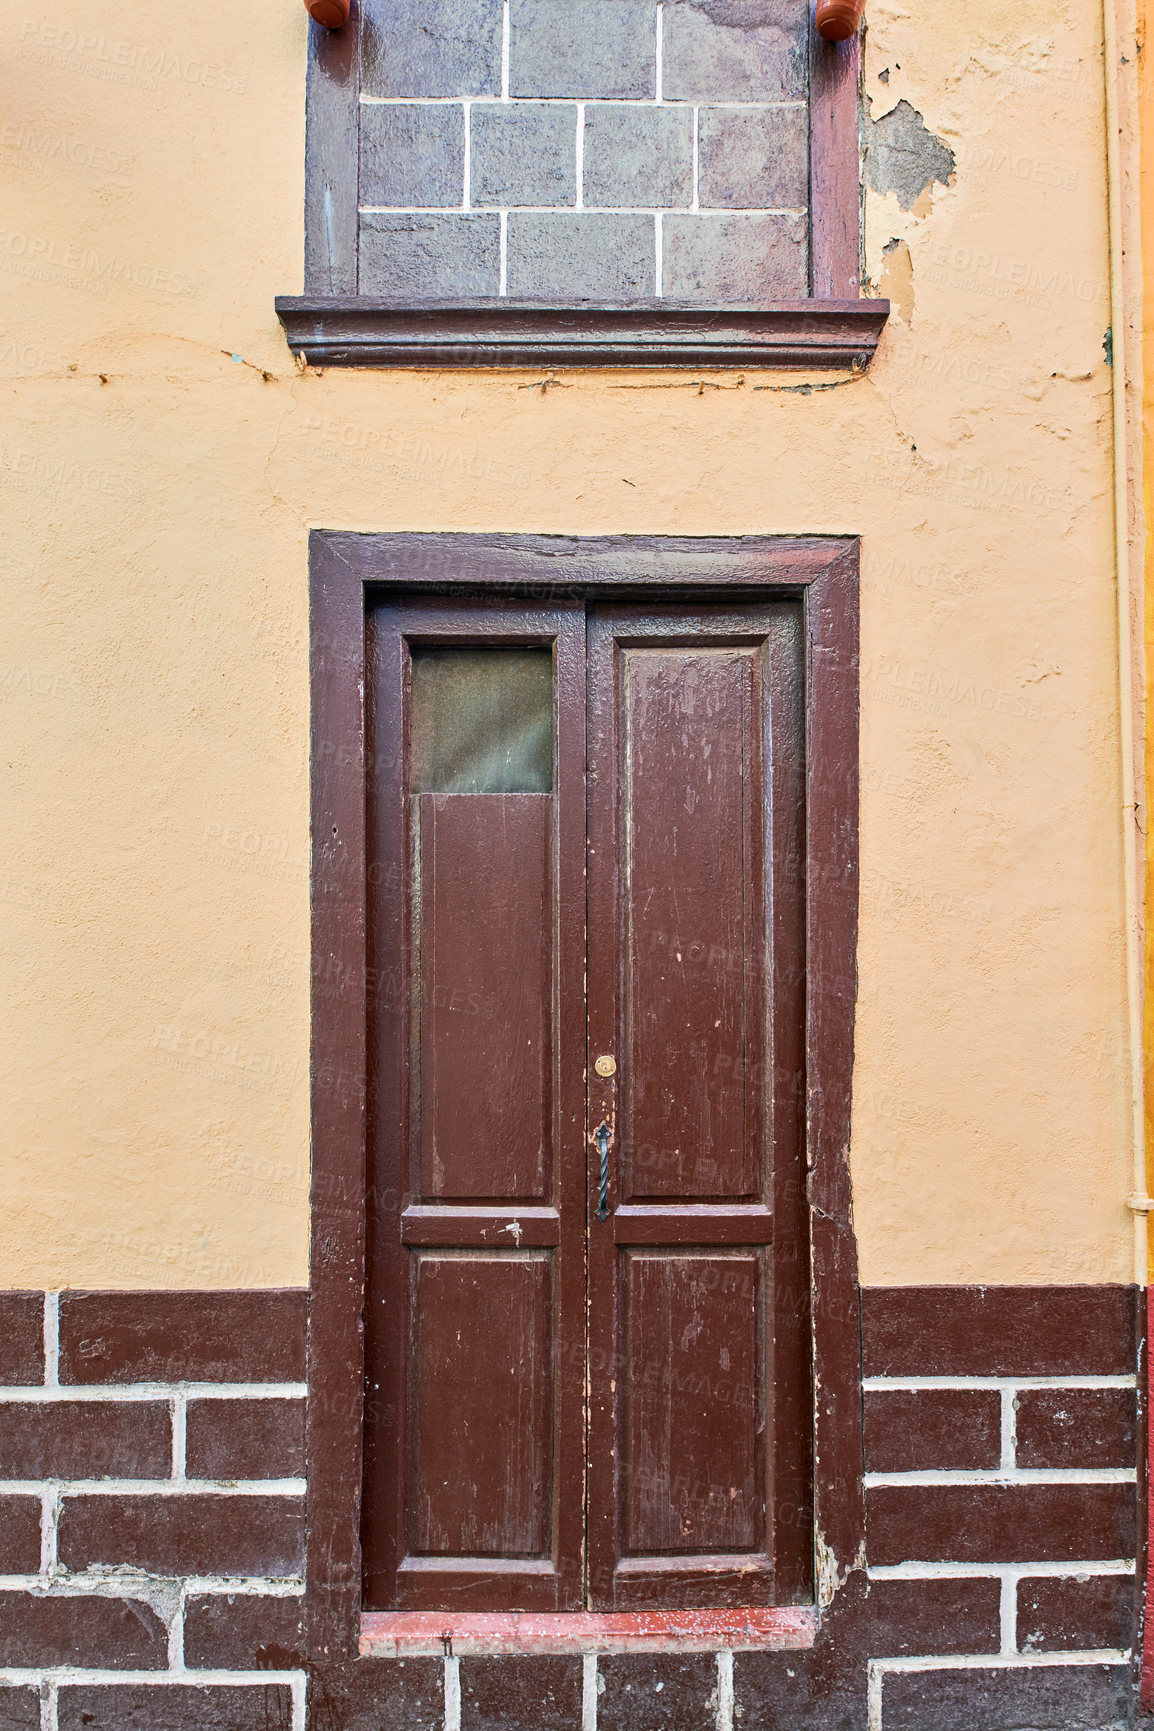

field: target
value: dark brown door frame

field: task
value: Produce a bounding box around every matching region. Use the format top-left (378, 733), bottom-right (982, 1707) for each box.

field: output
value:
top-left (307, 532), bottom-right (863, 1661)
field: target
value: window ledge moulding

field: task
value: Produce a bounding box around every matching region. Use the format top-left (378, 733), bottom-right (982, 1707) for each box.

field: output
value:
top-left (359, 1606), bottom-right (819, 1657)
top-left (274, 297), bottom-right (889, 371)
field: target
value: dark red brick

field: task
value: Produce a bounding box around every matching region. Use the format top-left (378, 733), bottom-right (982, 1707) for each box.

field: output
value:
top-left (57, 1684), bottom-right (293, 1730)
top-left (0, 1296), bottom-right (43, 1386)
top-left (57, 1493), bottom-right (304, 1576)
top-left (865, 1388), bottom-right (1001, 1471)
top-left (461, 1657), bottom-right (582, 1728)
top-left (862, 1575), bottom-right (1001, 1654)
top-left (59, 1291), bottom-right (307, 1385)
top-left (186, 1398), bottom-right (305, 1480)
top-left (0, 1591), bottom-right (167, 1668)
top-left (0, 1498), bottom-right (42, 1573)
top-left (0, 1689), bottom-right (38, 1729)
top-left (308, 1658), bottom-right (443, 1731)
top-left (0, 1401), bottom-right (170, 1479)
top-left (733, 1647), bottom-right (860, 1731)
top-left (861, 1286), bottom-right (1138, 1377)
top-left (1015, 1386), bottom-right (1137, 1468)
top-left (597, 1654), bottom-right (715, 1731)
top-left (868, 1482), bottom-right (1135, 1564)
top-left (183, 1593), bottom-right (305, 1670)
top-left (1017, 1572), bottom-right (1136, 1652)
top-left (881, 1661), bottom-right (1129, 1730)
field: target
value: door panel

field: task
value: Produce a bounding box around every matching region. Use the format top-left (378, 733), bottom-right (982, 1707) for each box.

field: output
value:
top-left (624, 648), bottom-right (763, 1202)
top-left (362, 602), bottom-right (587, 1613)
top-left (412, 1252), bottom-right (553, 1556)
top-left (587, 605), bottom-right (806, 1610)
top-left (418, 793), bottom-right (551, 1202)
top-left (623, 1250), bottom-right (763, 1555)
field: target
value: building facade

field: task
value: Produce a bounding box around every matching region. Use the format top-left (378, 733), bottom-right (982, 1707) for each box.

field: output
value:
top-left (0, 0), bottom-right (1149, 1726)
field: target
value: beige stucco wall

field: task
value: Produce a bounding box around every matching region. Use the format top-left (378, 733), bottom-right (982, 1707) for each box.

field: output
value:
top-left (0, 0), bottom-right (1138, 1288)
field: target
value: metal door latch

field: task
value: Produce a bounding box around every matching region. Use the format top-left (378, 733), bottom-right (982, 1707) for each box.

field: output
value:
top-left (593, 1122), bottom-right (611, 1220)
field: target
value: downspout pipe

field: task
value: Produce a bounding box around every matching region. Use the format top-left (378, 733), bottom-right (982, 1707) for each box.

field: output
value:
top-left (1101, 0), bottom-right (1146, 1285)
top-left (1102, 0), bottom-right (1151, 1704)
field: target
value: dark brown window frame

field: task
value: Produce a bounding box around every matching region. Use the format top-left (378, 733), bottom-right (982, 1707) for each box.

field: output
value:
top-left (276, 4), bottom-right (889, 370)
top-left (307, 531), bottom-right (864, 1661)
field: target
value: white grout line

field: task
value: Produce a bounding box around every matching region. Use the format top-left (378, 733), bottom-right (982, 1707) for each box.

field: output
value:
top-left (1000, 1387), bottom-right (1016, 1471)
top-left (462, 101), bottom-right (472, 210)
top-left (290, 1672), bottom-right (307, 1731)
top-left (171, 1393), bottom-right (187, 1482)
top-left (691, 106), bottom-right (699, 210)
top-left (39, 1490), bottom-right (58, 1576)
top-left (43, 1296), bottom-right (59, 1390)
top-left (869, 1560), bottom-right (1135, 1579)
top-left (654, 213), bottom-right (663, 297)
top-left (500, 0), bottom-right (510, 100)
top-left (864, 1469), bottom-right (1135, 1487)
top-left (170, 1581), bottom-right (185, 1672)
top-left (654, 2), bottom-right (663, 103)
top-left (499, 210), bottom-right (508, 296)
top-left (581, 1654), bottom-right (598, 1731)
top-left (0, 1575), bottom-right (306, 1593)
top-left (0, 1384), bottom-right (307, 1404)
top-left (358, 202), bottom-right (805, 218)
top-left (998, 1575), bottom-right (1016, 1657)
top-left (1, 1480), bottom-right (307, 1495)
top-left (875, 1650), bottom-right (1129, 1670)
top-left (575, 106), bottom-right (585, 210)
top-left (0, 1669), bottom-right (309, 1686)
top-left (444, 1655), bottom-right (461, 1731)
top-left (863, 1376), bottom-right (1137, 1391)
top-left (359, 94), bottom-right (807, 110)
top-left (41, 1680), bottom-right (57, 1731)
top-left (714, 1649), bottom-right (733, 1731)
top-left (867, 1662), bottom-right (883, 1731)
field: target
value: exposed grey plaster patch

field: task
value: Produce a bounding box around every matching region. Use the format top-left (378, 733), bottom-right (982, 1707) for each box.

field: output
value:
top-left (863, 97), bottom-right (955, 211)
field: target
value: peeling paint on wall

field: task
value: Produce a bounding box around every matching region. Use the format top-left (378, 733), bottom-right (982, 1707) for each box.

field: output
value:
top-left (878, 237), bottom-right (914, 323)
top-left (864, 96), bottom-right (956, 211)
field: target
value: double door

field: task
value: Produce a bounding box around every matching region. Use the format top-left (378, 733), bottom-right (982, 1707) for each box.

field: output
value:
top-left (361, 596), bottom-right (811, 1613)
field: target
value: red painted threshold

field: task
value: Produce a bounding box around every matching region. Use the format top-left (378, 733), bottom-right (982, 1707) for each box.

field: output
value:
top-left (361, 1606), bottom-right (818, 1656)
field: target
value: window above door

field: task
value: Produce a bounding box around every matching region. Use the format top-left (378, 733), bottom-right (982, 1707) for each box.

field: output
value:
top-left (275, 1), bottom-right (889, 369)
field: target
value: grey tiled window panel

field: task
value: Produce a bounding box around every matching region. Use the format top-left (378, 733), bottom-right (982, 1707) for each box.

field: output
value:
top-left (360, 105), bottom-right (465, 209)
top-left (506, 213), bottom-right (656, 299)
top-left (360, 0), bottom-right (503, 98)
top-left (360, 212), bottom-right (502, 296)
top-left (662, 0), bottom-right (806, 101)
top-left (508, 0), bottom-right (657, 98)
top-left (471, 104), bottom-right (578, 208)
top-left (697, 106), bottom-right (809, 210)
top-left (354, 0), bottom-right (815, 304)
top-left (583, 105), bottom-right (694, 210)
top-left (663, 212), bottom-right (807, 299)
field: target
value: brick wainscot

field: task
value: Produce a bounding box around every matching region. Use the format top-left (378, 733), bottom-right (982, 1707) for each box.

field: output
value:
top-left (0, 1286), bottom-right (1140, 1730)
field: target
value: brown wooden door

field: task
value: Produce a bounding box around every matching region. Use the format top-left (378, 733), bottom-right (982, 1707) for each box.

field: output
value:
top-left (585, 605), bottom-right (809, 1609)
top-left (361, 596), bottom-right (810, 1614)
top-left (361, 599), bottom-right (588, 1612)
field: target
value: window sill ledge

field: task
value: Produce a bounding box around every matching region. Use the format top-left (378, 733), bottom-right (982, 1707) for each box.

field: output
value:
top-left (274, 298), bottom-right (889, 371)
top-left (359, 1606), bottom-right (818, 1656)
